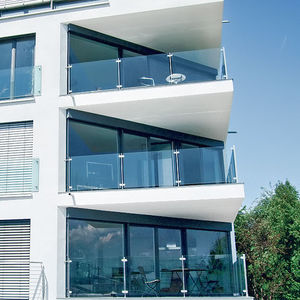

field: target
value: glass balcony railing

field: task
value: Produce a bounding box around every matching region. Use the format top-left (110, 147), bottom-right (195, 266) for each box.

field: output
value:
top-left (67, 254), bottom-right (248, 297)
top-left (0, 66), bottom-right (41, 101)
top-left (66, 146), bottom-right (238, 192)
top-left (68, 48), bottom-right (228, 94)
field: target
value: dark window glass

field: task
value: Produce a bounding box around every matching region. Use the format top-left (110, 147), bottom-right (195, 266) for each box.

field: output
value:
top-left (0, 41), bottom-right (12, 99)
top-left (0, 36), bottom-right (34, 100)
top-left (15, 37), bottom-right (35, 98)
top-left (178, 144), bottom-right (225, 185)
top-left (68, 120), bottom-right (120, 190)
top-left (158, 228), bottom-right (182, 295)
top-left (68, 219), bottom-right (124, 296)
top-left (129, 226), bottom-right (156, 295)
top-left (69, 34), bottom-right (118, 92)
top-left (186, 229), bottom-right (232, 295)
top-left (123, 133), bottom-right (174, 188)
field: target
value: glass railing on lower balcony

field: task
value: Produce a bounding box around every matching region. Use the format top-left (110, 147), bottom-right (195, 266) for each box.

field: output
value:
top-left (0, 66), bottom-right (41, 101)
top-left (68, 48), bottom-right (227, 94)
top-left (66, 146), bottom-right (238, 192)
top-left (67, 254), bottom-right (240, 297)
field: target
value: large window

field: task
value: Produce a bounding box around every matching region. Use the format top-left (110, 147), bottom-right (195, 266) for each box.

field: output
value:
top-left (66, 116), bottom-right (225, 191)
top-left (0, 35), bottom-right (35, 100)
top-left (67, 212), bottom-right (233, 297)
top-left (68, 220), bottom-right (124, 297)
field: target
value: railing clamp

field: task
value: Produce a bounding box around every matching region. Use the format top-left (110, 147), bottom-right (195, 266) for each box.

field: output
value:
top-left (116, 84), bottom-right (122, 89)
top-left (116, 58), bottom-right (121, 63)
top-left (66, 65), bottom-right (72, 69)
top-left (65, 158), bottom-right (72, 162)
top-left (65, 259), bottom-right (72, 263)
top-left (119, 183), bottom-right (125, 187)
top-left (174, 150), bottom-right (180, 155)
top-left (119, 154), bottom-right (125, 158)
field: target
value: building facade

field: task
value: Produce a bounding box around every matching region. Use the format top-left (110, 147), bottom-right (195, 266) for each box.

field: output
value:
top-left (0, 0), bottom-right (249, 299)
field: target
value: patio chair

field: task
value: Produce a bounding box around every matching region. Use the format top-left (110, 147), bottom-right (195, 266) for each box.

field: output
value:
top-left (138, 266), bottom-right (160, 296)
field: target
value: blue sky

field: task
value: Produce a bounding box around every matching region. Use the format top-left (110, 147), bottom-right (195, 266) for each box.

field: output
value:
top-left (222, 0), bottom-right (300, 207)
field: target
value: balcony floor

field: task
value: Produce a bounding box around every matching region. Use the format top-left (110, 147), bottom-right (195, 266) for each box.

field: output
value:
top-left (58, 183), bottom-right (244, 223)
top-left (58, 297), bottom-right (253, 300)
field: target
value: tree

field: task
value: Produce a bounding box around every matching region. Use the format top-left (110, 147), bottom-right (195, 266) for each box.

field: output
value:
top-left (234, 181), bottom-right (300, 300)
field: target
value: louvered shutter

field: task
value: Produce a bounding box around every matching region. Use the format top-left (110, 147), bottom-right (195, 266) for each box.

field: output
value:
top-left (0, 219), bottom-right (30, 300)
top-left (0, 121), bottom-right (33, 195)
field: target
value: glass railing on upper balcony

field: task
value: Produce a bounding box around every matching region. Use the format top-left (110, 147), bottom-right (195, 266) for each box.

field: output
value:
top-left (66, 145), bottom-right (239, 192)
top-left (68, 48), bottom-right (228, 94)
top-left (0, 66), bottom-right (42, 101)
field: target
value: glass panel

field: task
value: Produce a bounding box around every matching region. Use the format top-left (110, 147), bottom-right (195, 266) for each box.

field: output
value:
top-left (68, 121), bottom-right (120, 190)
top-left (158, 228), bottom-right (182, 296)
top-left (68, 219), bottom-right (124, 297)
top-left (178, 144), bottom-right (225, 185)
top-left (171, 49), bottom-right (219, 84)
top-left (70, 59), bottom-right (118, 92)
top-left (186, 229), bottom-right (232, 295)
top-left (123, 133), bottom-right (149, 188)
top-left (121, 53), bottom-right (170, 89)
top-left (14, 66), bottom-right (34, 98)
top-left (15, 37), bottom-right (35, 98)
top-left (69, 34), bottom-right (118, 92)
top-left (123, 134), bottom-right (174, 188)
top-left (0, 41), bottom-right (12, 100)
top-left (129, 226), bottom-right (156, 296)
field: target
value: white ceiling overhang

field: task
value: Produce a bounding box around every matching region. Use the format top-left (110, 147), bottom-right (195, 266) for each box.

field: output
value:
top-left (61, 80), bottom-right (233, 142)
top-left (58, 183), bottom-right (244, 223)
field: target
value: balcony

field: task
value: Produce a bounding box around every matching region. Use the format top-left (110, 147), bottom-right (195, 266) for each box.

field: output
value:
top-left (66, 214), bottom-right (249, 298)
top-left (68, 48), bottom-right (227, 94)
top-left (0, 65), bottom-right (41, 102)
top-left (67, 146), bottom-right (237, 193)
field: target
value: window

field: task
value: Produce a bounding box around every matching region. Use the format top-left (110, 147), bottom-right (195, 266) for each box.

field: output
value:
top-left (0, 35), bottom-right (35, 101)
top-left (0, 219), bottom-right (30, 299)
top-left (0, 121), bottom-right (34, 194)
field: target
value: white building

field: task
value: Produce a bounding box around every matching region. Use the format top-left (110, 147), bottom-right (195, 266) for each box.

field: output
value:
top-left (0, 0), bottom-right (249, 299)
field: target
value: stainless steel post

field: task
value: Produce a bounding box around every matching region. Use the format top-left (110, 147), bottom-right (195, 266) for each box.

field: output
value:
top-left (179, 255), bottom-right (187, 297)
top-left (121, 257), bottom-right (128, 297)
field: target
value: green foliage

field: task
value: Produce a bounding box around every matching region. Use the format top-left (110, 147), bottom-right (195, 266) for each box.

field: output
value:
top-left (234, 181), bottom-right (300, 300)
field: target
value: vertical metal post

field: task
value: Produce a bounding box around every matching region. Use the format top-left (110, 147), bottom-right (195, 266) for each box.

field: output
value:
top-left (231, 145), bottom-right (239, 183)
top-left (119, 154), bottom-right (125, 189)
top-left (116, 59), bottom-right (122, 89)
top-left (65, 158), bottom-right (72, 191)
top-left (179, 255), bottom-right (187, 297)
top-left (42, 264), bottom-right (45, 300)
top-left (174, 149), bottom-right (181, 186)
top-left (121, 257), bottom-right (128, 297)
top-left (167, 53), bottom-right (173, 78)
top-left (221, 47), bottom-right (228, 80)
top-left (66, 65), bottom-right (72, 94)
top-left (242, 254), bottom-right (249, 297)
top-left (10, 44), bottom-right (16, 100)
top-left (65, 258), bottom-right (72, 298)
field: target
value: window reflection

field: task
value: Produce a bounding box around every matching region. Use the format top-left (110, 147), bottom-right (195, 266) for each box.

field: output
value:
top-left (186, 229), bottom-right (231, 295)
top-left (69, 220), bottom-right (124, 296)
